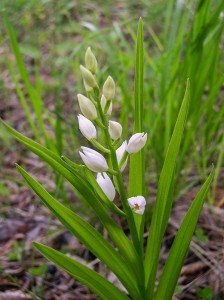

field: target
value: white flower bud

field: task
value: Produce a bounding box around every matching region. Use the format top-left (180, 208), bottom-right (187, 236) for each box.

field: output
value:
top-left (101, 95), bottom-right (112, 115)
top-left (116, 141), bottom-right (128, 172)
top-left (85, 47), bottom-right (97, 74)
top-left (78, 114), bottom-right (96, 140)
top-left (126, 133), bottom-right (147, 154)
top-left (128, 196), bottom-right (146, 215)
top-left (80, 65), bottom-right (97, 90)
top-left (77, 94), bottom-right (97, 120)
top-left (79, 147), bottom-right (108, 172)
top-left (103, 76), bottom-right (115, 100)
top-left (96, 172), bottom-right (115, 201)
top-left (109, 121), bottom-right (122, 140)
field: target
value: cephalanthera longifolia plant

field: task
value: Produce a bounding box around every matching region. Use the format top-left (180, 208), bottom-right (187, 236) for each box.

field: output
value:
top-left (1, 19), bottom-right (214, 300)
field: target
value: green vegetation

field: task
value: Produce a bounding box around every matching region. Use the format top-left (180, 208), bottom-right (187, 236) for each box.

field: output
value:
top-left (1, 0), bottom-right (223, 299)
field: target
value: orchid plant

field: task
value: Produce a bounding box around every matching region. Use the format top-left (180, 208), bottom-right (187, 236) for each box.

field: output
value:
top-left (1, 19), bottom-right (214, 300)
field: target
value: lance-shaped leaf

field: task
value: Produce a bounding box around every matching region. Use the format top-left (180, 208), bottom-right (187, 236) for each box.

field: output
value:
top-left (0, 119), bottom-right (140, 277)
top-left (33, 242), bottom-right (129, 300)
top-left (128, 19), bottom-right (146, 297)
top-left (155, 166), bottom-right (214, 300)
top-left (129, 18), bottom-right (145, 256)
top-left (145, 79), bottom-right (190, 299)
top-left (17, 165), bottom-right (141, 300)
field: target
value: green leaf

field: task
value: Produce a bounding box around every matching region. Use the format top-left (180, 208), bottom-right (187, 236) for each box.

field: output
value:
top-left (129, 17), bottom-right (145, 244)
top-left (145, 79), bottom-right (190, 299)
top-left (17, 165), bottom-right (140, 299)
top-left (128, 17), bottom-right (146, 297)
top-left (33, 242), bottom-right (129, 300)
top-left (0, 118), bottom-right (140, 274)
top-left (129, 17), bottom-right (144, 198)
top-left (155, 167), bottom-right (214, 300)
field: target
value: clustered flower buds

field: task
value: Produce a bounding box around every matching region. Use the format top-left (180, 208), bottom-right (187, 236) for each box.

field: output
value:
top-left (76, 47), bottom-right (148, 215)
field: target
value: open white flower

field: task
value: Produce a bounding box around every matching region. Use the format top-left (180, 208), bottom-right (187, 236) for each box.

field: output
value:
top-left (109, 121), bottom-right (122, 140)
top-left (126, 133), bottom-right (147, 154)
top-left (128, 196), bottom-right (146, 215)
top-left (116, 141), bottom-right (128, 172)
top-left (79, 147), bottom-right (108, 172)
top-left (78, 114), bottom-right (96, 140)
top-left (96, 173), bottom-right (115, 201)
top-left (77, 94), bottom-right (97, 120)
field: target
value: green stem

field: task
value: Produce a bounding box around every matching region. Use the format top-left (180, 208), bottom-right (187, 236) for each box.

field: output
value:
top-left (91, 139), bottom-right (110, 154)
